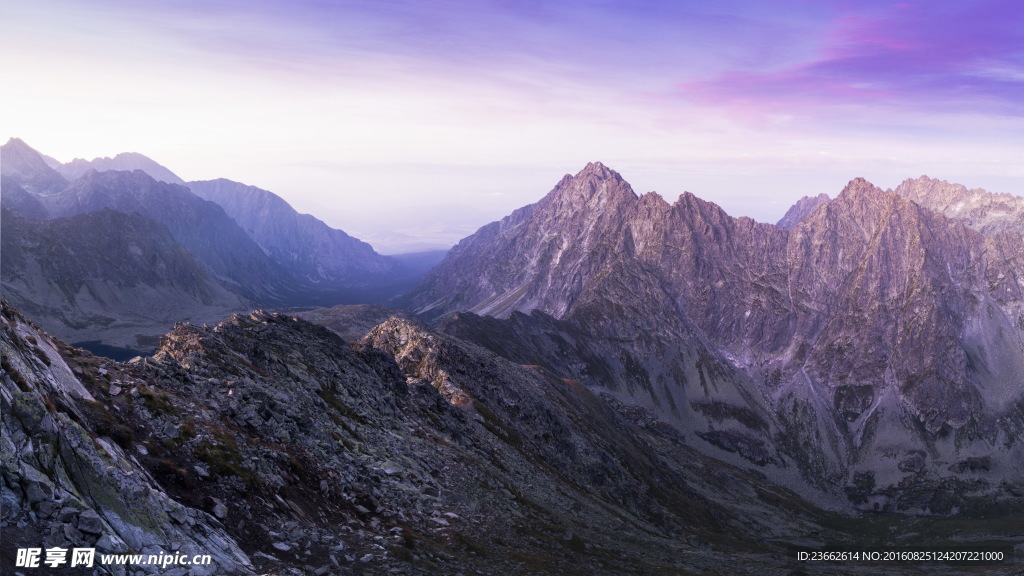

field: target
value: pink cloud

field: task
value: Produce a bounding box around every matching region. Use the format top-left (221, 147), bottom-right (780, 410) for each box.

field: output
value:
top-left (676, 1), bottom-right (1024, 120)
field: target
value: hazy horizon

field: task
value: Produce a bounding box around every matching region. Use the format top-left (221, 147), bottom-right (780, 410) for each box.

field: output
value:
top-left (4, 0), bottom-right (1022, 253)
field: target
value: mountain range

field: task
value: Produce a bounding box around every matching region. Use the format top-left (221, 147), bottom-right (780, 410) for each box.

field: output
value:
top-left (0, 138), bottom-right (440, 353)
top-left (54, 151), bottom-right (187, 185)
top-left (2, 149), bottom-right (1024, 574)
top-left (410, 162), bottom-right (1024, 509)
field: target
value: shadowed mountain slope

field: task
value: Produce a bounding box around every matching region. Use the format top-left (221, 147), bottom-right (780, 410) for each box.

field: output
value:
top-left (187, 178), bottom-right (396, 285)
top-left (38, 168), bottom-right (292, 302)
top-left (9, 297), bottom-right (1024, 573)
top-left (1, 208), bottom-right (247, 350)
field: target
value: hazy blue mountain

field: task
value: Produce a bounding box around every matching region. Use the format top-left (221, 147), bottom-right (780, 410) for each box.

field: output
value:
top-left (57, 151), bottom-right (186, 184)
top-left (1, 208), bottom-right (247, 350)
top-left (0, 137), bottom-right (68, 196)
top-left (187, 178), bottom-right (396, 285)
top-left (0, 175), bottom-right (49, 219)
top-left (36, 169), bottom-right (295, 302)
top-left (1, 138), bottom-right (450, 350)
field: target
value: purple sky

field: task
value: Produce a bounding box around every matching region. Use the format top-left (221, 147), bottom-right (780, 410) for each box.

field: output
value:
top-left (3, 0), bottom-right (1022, 252)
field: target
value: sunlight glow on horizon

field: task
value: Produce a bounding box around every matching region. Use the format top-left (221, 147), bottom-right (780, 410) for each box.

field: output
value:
top-left (3, 0), bottom-right (1022, 253)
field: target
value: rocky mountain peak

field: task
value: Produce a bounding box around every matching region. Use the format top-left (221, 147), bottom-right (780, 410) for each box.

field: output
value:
top-left (2, 136), bottom-right (38, 159)
top-left (671, 190), bottom-right (733, 222)
top-left (835, 176), bottom-right (887, 200)
top-left (894, 175), bottom-right (1024, 236)
top-left (413, 165), bottom-right (1024, 507)
top-left (0, 137), bottom-right (67, 195)
top-left (895, 175), bottom-right (966, 205)
top-left (578, 160), bottom-right (617, 179)
top-left (544, 161), bottom-right (637, 212)
top-left (3, 136), bottom-right (34, 154)
top-left (777, 193), bottom-right (831, 229)
top-left (807, 177), bottom-right (912, 239)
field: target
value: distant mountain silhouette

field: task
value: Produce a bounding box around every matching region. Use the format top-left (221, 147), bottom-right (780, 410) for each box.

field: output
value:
top-left (57, 151), bottom-right (186, 184)
top-left (188, 178), bottom-right (395, 285)
top-left (1, 138), bottom-right (446, 349)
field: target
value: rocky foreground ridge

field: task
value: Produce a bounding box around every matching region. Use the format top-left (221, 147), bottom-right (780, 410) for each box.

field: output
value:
top-left (10, 300), bottom-right (1024, 574)
top-left (0, 300), bottom-right (780, 575)
top-left (410, 163), bottom-right (1024, 511)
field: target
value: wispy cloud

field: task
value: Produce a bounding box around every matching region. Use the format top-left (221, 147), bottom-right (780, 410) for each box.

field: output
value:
top-left (677, 1), bottom-right (1024, 119)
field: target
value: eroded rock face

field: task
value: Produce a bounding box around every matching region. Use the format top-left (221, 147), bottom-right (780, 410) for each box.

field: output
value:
top-left (786, 178), bottom-right (986, 431)
top-left (0, 301), bottom-right (252, 575)
top-left (409, 164), bottom-right (1024, 506)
